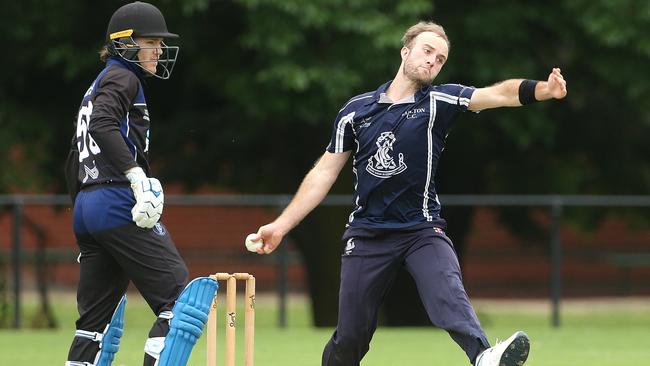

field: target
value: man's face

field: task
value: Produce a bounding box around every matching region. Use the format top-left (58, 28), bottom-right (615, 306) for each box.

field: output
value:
top-left (401, 32), bottom-right (449, 86)
top-left (135, 37), bottom-right (163, 75)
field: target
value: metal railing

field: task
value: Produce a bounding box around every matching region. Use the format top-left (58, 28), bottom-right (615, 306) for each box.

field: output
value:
top-left (3, 194), bottom-right (650, 329)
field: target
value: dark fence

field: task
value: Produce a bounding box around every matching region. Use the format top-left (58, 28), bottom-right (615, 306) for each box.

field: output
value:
top-left (2, 194), bottom-right (650, 329)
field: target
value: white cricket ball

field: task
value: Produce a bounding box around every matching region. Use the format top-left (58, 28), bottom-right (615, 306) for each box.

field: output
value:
top-left (245, 233), bottom-right (263, 252)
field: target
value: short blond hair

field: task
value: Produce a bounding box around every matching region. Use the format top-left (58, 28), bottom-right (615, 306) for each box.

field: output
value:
top-left (99, 46), bottom-right (110, 62)
top-left (401, 21), bottom-right (450, 50)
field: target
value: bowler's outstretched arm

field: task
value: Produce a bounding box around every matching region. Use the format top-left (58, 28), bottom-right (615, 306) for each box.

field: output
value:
top-left (468, 68), bottom-right (567, 111)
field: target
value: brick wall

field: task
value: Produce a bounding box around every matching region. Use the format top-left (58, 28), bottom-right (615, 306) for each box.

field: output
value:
top-left (463, 208), bottom-right (650, 297)
top-left (2, 203), bottom-right (649, 297)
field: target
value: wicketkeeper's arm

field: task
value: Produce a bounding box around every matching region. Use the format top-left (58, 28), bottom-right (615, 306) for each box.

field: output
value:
top-left (89, 71), bottom-right (141, 174)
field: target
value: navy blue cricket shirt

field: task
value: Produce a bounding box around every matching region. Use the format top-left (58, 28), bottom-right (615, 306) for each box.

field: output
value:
top-left (327, 80), bottom-right (475, 230)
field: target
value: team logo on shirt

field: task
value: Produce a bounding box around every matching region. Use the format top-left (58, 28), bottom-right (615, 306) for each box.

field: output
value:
top-left (82, 161), bottom-right (100, 183)
top-left (358, 116), bottom-right (373, 129)
top-left (343, 238), bottom-right (355, 256)
top-left (153, 222), bottom-right (166, 236)
top-left (366, 131), bottom-right (407, 178)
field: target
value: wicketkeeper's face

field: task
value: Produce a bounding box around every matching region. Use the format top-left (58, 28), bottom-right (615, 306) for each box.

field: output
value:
top-left (401, 32), bottom-right (449, 85)
top-left (135, 37), bottom-right (164, 76)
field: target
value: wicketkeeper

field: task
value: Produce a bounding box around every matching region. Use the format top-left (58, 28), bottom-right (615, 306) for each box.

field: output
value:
top-left (64, 2), bottom-right (217, 365)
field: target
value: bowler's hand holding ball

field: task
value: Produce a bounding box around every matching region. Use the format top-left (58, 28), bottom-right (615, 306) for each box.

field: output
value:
top-left (245, 233), bottom-right (263, 252)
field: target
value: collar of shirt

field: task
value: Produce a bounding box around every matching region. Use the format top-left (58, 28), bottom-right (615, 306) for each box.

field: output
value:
top-left (378, 93), bottom-right (414, 105)
top-left (107, 57), bottom-right (145, 81)
top-left (364, 80), bottom-right (432, 107)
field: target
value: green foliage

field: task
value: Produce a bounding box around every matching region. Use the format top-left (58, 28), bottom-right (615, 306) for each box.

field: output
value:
top-left (427, 0), bottom-right (650, 241)
top-left (1, 0), bottom-right (648, 195)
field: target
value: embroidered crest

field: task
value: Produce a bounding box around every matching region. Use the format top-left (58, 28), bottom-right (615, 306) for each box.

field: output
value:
top-left (366, 131), bottom-right (407, 178)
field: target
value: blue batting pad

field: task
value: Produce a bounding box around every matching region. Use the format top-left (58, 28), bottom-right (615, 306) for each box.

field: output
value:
top-left (96, 295), bottom-right (127, 366)
top-left (158, 277), bottom-right (218, 366)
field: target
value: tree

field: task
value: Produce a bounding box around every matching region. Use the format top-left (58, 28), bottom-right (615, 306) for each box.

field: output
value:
top-left (1, 0), bottom-right (649, 326)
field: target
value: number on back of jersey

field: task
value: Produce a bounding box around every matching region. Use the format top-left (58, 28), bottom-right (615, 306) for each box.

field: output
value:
top-left (77, 101), bottom-right (102, 162)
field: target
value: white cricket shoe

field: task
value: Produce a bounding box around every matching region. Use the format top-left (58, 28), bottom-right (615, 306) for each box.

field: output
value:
top-left (475, 331), bottom-right (530, 366)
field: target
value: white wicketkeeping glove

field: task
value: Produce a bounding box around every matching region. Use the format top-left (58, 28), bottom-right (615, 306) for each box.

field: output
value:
top-left (125, 167), bottom-right (164, 229)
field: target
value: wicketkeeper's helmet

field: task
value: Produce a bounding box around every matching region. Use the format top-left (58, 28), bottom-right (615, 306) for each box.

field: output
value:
top-left (106, 1), bottom-right (179, 79)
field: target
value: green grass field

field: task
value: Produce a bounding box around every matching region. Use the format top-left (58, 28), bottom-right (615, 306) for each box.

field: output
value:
top-left (2, 293), bottom-right (649, 365)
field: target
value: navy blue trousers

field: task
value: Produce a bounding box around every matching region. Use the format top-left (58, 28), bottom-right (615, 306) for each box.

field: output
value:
top-left (322, 226), bottom-right (489, 365)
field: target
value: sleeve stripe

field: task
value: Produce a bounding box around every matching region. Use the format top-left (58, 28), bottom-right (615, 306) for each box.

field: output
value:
top-left (334, 111), bottom-right (355, 153)
top-left (338, 94), bottom-right (374, 113)
top-left (431, 91), bottom-right (470, 107)
top-left (125, 112), bottom-right (138, 160)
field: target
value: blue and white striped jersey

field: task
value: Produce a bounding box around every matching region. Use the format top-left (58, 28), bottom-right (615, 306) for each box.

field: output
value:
top-left (327, 80), bottom-right (475, 229)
